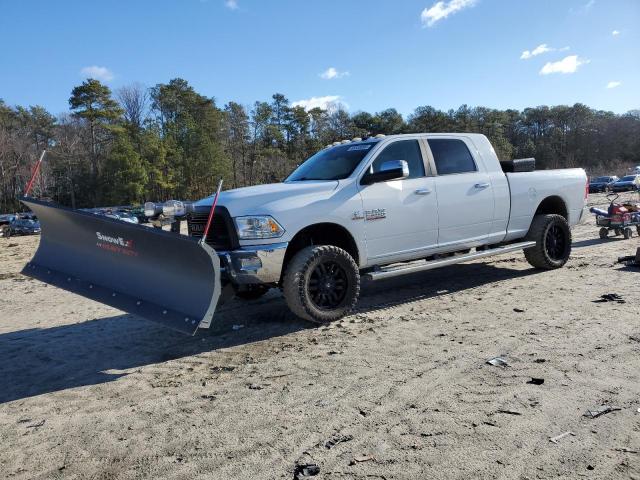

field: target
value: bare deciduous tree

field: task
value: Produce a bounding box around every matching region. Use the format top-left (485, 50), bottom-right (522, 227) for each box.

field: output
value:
top-left (116, 83), bottom-right (148, 129)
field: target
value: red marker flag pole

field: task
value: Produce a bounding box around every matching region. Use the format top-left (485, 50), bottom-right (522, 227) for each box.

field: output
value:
top-left (24, 150), bottom-right (47, 197)
top-left (200, 179), bottom-right (224, 245)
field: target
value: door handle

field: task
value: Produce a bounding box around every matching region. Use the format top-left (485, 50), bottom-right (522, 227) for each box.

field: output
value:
top-left (474, 182), bottom-right (490, 189)
top-left (414, 188), bottom-right (432, 195)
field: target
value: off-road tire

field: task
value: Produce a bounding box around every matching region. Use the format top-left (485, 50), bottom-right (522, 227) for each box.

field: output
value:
top-left (524, 214), bottom-right (572, 269)
top-left (235, 285), bottom-right (270, 300)
top-left (599, 227), bottom-right (608, 239)
top-left (282, 245), bottom-right (360, 324)
top-left (623, 228), bottom-right (632, 239)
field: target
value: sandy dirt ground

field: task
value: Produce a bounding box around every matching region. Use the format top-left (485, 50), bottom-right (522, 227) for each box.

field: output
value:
top-left (1, 192), bottom-right (639, 480)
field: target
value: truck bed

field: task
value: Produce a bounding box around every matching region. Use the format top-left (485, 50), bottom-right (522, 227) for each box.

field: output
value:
top-left (505, 168), bottom-right (587, 241)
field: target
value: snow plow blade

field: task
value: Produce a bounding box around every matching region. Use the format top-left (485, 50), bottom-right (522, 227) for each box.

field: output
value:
top-left (19, 197), bottom-right (221, 335)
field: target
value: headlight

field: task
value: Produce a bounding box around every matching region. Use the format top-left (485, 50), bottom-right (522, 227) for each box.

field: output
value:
top-left (162, 200), bottom-right (186, 217)
top-left (234, 216), bottom-right (285, 240)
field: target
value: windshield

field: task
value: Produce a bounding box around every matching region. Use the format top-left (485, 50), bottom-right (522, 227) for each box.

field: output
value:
top-left (286, 142), bottom-right (378, 181)
top-left (593, 177), bottom-right (611, 182)
top-left (620, 175), bottom-right (636, 181)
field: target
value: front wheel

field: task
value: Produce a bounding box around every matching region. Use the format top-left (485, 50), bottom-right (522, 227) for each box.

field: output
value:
top-left (599, 227), bottom-right (609, 239)
top-left (524, 214), bottom-right (572, 269)
top-left (282, 245), bottom-right (360, 324)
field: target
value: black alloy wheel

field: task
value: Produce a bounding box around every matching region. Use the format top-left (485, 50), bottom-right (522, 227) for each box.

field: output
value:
top-left (308, 260), bottom-right (348, 310)
top-left (545, 224), bottom-right (567, 261)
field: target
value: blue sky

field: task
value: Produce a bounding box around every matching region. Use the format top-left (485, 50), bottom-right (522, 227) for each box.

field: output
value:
top-left (1, 0), bottom-right (638, 116)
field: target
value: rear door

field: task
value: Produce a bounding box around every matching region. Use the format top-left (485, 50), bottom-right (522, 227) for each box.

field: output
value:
top-left (426, 137), bottom-right (495, 247)
top-left (358, 139), bottom-right (438, 261)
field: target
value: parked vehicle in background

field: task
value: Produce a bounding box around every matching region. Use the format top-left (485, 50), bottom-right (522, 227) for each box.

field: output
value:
top-left (103, 210), bottom-right (139, 224)
top-left (22, 133), bottom-right (588, 334)
top-left (4, 218), bottom-right (41, 237)
top-left (0, 214), bottom-right (17, 226)
top-left (83, 207), bottom-right (140, 224)
top-left (128, 205), bottom-right (150, 224)
top-left (634, 166), bottom-right (640, 174)
top-left (589, 175), bottom-right (619, 193)
top-left (17, 212), bottom-right (38, 221)
top-left (610, 175), bottom-right (640, 192)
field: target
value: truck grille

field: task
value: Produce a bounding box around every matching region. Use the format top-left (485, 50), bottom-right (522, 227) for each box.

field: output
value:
top-left (187, 207), bottom-right (237, 250)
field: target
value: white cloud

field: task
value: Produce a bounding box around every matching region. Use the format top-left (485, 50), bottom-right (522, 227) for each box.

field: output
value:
top-left (521, 44), bottom-right (552, 60)
top-left (520, 44), bottom-right (570, 60)
top-left (612, 30), bottom-right (620, 36)
top-left (292, 95), bottom-right (344, 111)
top-left (420, 0), bottom-right (477, 27)
top-left (606, 81), bottom-right (621, 89)
top-left (570, 0), bottom-right (595, 14)
top-left (225, 0), bottom-right (238, 10)
top-left (80, 66), bottom-right (114, 82)
top-left (539, 55), bottom-right (589, 75)
top-left (320, 67), bottom-right (350, 80)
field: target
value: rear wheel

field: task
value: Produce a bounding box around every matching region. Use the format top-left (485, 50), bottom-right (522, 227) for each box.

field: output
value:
top-left (282, 245), bottom-right (360, 324)
top-left (524, 214), bottom-right (572, 269)
top-left (623, 228), bottom-right (633, 239)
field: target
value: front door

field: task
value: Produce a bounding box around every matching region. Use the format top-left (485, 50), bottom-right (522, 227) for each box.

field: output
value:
top-left (358, 139), bottom-right (438, 261)
top-left (427, 138), bottom-right (495, 247)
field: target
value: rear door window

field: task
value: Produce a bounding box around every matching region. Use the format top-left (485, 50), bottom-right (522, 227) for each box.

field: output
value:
top-left (428, 139), bottom-right (477, 175)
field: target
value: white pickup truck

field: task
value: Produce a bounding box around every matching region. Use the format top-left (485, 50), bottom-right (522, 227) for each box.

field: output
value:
top-left (185, 133), bottom-right (587, 323)
top-left (22, 133), bottom-right (587, 333)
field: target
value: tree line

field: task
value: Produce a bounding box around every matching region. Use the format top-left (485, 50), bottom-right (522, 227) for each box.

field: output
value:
top-left (1, 77), bottom-right (639, 212)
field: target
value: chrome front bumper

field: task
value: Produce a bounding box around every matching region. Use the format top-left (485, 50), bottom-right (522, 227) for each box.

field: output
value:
top-left (217, 242), bottom-right (288, 285)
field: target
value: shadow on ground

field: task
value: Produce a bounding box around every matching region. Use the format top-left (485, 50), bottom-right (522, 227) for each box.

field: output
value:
top-left (573, 237), bottom-right (632, 248)
top-left (356, 260), bottom-right (539, 313)
top-left (1, 261), bottom-right (537, 404)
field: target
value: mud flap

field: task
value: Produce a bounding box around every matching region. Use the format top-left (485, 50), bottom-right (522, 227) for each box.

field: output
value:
top-left (20, 197), bottom-right (221, 335)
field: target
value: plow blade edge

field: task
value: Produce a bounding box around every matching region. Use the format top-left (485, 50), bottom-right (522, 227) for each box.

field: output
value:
top-left (20, 198), bottom-right (221, 335)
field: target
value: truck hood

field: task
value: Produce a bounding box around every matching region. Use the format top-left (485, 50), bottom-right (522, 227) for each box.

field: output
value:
top-left (194, 181), bottom-right (339, 216)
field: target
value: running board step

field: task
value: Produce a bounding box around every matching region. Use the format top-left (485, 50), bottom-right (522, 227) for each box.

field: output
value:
top-left (364, 241), bottom-right (536, 281)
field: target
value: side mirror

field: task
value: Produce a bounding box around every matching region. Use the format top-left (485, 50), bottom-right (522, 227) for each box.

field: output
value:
top-left (361, 160), bottom-right (409, 185)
